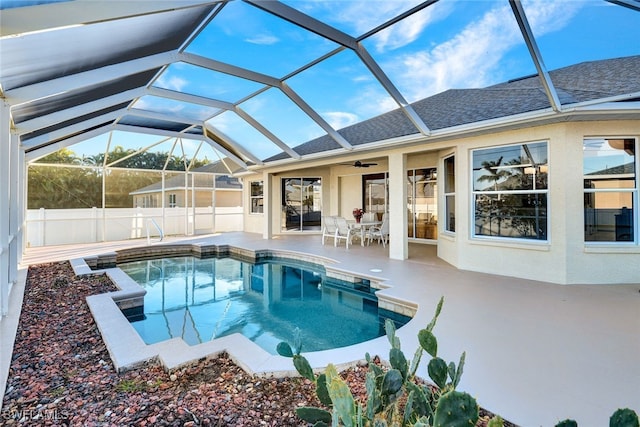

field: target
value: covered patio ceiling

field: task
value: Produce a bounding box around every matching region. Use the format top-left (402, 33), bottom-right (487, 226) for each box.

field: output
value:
top-left (1, 0), bottom-right (639, 173)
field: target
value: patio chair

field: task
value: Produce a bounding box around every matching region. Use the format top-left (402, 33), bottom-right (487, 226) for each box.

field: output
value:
top-left (321, 216), bottom-right (338, 245)
top-left (366, 216), bottom-right (389, 247)
top-left (334, 216), bottom-right (356, 249)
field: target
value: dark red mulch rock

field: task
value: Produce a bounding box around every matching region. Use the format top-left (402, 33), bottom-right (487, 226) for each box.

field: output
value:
top-left (2, 261), bottom-right (516, 426)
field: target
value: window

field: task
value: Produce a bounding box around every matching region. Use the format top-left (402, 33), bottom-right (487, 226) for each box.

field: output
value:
top-left (584, 138), bottom-right (636, 243)
top-left (250, 181), bottom-right (264, 213)
top-left (407, 168), bottom-right (437, 240)
top-left (444, 155), bottom-right (455, 233)
top-left (363, 173), bottom-right (388, 219)
top-left (168, 193), bottom-right (177, 208)
top-left (472, 142), bottom-right (548, 240)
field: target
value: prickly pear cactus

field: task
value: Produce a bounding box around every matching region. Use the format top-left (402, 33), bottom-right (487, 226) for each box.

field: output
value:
top-left (610, 408), bottom-right (640, 427)
top-left (433, 390), bottom-right (479, 427)
top-left (295, 406), bottom-right (331, 425)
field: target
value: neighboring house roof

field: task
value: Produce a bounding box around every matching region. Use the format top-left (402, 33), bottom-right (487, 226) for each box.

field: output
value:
top-left (266, 56), bottom-right (640, 162)
top-left (587, 162), bottom-right (636, 176)
top-left (130, 166), bottom-right (242, 196)
top-left (193, 158), bottom-right (248, 175)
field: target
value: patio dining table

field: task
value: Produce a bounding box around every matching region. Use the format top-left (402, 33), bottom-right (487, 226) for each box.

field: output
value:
top-left (347, 220), bottom-right (381, 246)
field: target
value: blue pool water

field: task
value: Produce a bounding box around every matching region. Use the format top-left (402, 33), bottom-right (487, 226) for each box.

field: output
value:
top-left (119, 256), bottom-right (409, 354)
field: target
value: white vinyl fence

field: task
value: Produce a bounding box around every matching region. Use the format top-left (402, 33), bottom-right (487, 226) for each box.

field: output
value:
top-left (26, 206), bottom-right (243, 247)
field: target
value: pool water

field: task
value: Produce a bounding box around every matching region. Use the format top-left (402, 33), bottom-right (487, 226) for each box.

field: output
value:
top-left (118, 256), bottom-right (408, 354)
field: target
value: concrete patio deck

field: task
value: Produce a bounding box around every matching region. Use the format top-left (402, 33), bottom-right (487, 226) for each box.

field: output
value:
top-left (2, 231), bottom-right (639, 426)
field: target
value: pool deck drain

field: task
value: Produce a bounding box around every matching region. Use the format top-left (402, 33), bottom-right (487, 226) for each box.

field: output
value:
top-left (72, 243), bottom-right (416, 376)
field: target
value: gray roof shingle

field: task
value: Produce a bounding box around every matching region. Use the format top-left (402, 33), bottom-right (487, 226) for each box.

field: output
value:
top-left (266, 55), bottom-right (640, 162)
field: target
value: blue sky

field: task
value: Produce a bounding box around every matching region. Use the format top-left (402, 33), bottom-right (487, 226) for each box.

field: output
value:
top-left (57, 0), bottom-right (640, 163)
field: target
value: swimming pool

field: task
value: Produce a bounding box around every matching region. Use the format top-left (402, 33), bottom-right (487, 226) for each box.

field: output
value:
top-left (119, 255), bottom-right (409, 354)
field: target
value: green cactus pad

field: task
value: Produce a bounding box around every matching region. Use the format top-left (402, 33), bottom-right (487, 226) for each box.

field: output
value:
top-left (385, 318), bottom-right (401, 350)
top-left (487, 415), bottom-right (504, 427)
top-left (293, 354), bottom-right (315, 382)
top-left (326, 365), bottom-right (356, 427)
top-left (418, 329), bottom-right (438, 357)
top-left (405, 381), bottom-right (432, 419)
top-left (555, 420), bottom-right (578, 427)
top-left (381, 369), bottom-right (403, 397)
top-left (316, 373), bottom-right (332, 406)
top-left (610, 408), bottom-right (640, 427)
top-left (433, 390), bottom-right (479, 427)
top-left (276, 341), bottom-right (294, 357)
top-left (389, 347), bottom-right (408, 381)
top-left (295, 406), bottom-right (332, 424)
top-left (428, 357), bottom-right (448, 389)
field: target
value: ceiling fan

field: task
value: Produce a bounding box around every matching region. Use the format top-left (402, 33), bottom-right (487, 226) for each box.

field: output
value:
top-left (340, 160), bottom-right (378, 168)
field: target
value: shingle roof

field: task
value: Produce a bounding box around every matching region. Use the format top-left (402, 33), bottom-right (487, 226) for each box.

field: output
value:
top-left (266, 56), bottom-right (640, 162)
top-left (587, 162), bottom-right (635, 176)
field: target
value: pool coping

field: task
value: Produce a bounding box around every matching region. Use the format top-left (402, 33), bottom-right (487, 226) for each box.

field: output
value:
top-left (72, 242), bottom-right (419, 377)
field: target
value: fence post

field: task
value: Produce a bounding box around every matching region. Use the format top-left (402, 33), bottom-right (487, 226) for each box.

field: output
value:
top-left (92, 207), bottom-right (98, 243)
top-left (39, 207), bottom-right (46, 247)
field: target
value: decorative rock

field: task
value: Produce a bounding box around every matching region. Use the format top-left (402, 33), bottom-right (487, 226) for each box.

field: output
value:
top-left (2, 261), bottom-right (514, 427)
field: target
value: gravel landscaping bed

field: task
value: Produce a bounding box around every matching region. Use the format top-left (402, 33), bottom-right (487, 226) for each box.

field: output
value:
top-left (2, 261), bottom-right (515, 426)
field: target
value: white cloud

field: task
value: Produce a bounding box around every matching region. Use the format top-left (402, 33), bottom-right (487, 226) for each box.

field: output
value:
top-left (523, 0), bottom-right (583, 35)
top-left (299, 0), bottom-right (435, 51)
top-left (389, 0), bottom-right (584, 101)
top-left (207, 111), bottom-right (232, 134)
top-left (349, 84), bottom-right (397, 118)
top-left (245, 33), bottom-right (279, 45)
top-left (324, 111), bottom-right (359, 129)
top-left (352, 74), bottom-right (373, 83)
top-left (156, 75), bottom-right (188, 92)
top-left (371, 4), bottom-right (449, 52)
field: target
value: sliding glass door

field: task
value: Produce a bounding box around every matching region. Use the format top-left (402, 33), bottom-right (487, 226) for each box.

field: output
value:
top-left (281, 178), bottom-right (322, 231)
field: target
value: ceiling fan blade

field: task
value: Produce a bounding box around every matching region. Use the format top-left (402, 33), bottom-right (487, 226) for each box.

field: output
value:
top-left (337, 160), bottom-right (377, 167)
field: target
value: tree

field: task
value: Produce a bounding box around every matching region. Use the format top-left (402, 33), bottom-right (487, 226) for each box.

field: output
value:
top-left (29, 145), bottom-right (212, 209)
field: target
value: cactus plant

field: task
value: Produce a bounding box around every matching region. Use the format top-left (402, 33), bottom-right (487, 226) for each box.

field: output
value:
top-left (610, 408), bottom-right (639, 427)
top-left (278, 296), bottom-right (503, 427)
top-left (432, 390), bottom-right (479, 427)
top-left (554, 408), bottom-right (638, 427)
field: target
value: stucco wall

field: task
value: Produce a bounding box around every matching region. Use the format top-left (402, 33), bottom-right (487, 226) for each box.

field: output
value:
top-left (438, 120), bottom-right (640, 285)
top-left (240, 119), bottom-right (639, 285)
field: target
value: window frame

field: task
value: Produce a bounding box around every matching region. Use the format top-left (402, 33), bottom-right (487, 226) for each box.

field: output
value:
top-left (280, 177), bottom-right (322, 232)
top-left (407, 168), bottom-right (438, 240)
top-left (168, 193), bottom-right (177, 208)
top-left (471, 141), bottom-right (549, 242)
top-left (250, 180), bottom-right (264, 214)
top-left (443, 154), bottom-right (456, 234)
top-left (583, 136), bottom-right (638, 245)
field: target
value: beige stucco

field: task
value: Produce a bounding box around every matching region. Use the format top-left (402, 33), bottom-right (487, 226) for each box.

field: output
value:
top-left (241, 119), bottom-right (640, 285)
top-left (133, 189), bottom-right (242, 209)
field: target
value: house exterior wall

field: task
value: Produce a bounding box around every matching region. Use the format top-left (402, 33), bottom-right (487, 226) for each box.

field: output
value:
top-left (339, 174), bottom-right (361, 219)
top-left (134, 189), bottom-right (241, 209)
top-left (214, 191), bottom-right (242, 207)
top-left (437, 119), bottom-right (639, 285)
top-left (241, 119), bottom-right (639, 285)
